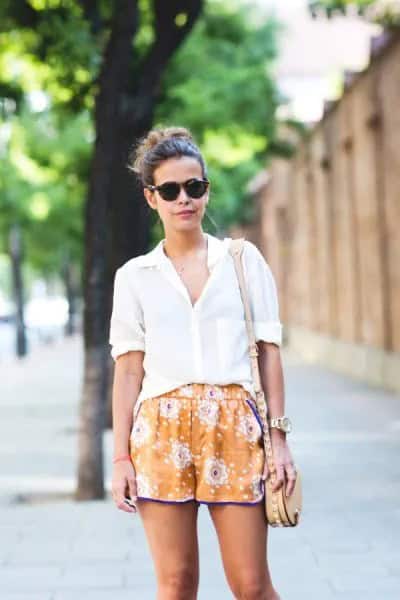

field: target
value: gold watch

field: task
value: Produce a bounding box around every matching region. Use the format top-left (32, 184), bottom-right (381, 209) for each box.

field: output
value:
top-left (268, 416), bottom-right (292, 433)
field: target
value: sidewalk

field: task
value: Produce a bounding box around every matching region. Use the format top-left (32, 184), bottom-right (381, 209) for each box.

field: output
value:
top-left (1, 335), bottom-right (399, 599)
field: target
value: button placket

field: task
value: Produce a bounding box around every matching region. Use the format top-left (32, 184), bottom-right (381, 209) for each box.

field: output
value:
top-left (191, 311), bottom-right (204, 381)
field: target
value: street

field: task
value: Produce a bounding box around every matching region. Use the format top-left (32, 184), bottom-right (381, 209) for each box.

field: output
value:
top-left (0, 335), bottom-right (399, 599)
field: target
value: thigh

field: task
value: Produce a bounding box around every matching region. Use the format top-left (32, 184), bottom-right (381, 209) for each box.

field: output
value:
top-left (137, 499), bottom-right (200, 581)
top-left (208, 502), bottom-right (272, 588)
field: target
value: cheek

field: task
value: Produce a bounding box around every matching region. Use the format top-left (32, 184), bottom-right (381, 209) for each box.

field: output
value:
top-left (157, 203), bottom-right (173, 221)
top-left (198, 196), bottom-right (209, 211)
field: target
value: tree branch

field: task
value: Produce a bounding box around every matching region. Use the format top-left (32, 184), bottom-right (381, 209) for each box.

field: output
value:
top-left (76, 0), bottom-right (103, 35)
top-left (127, 0), bottom-right (204, 124)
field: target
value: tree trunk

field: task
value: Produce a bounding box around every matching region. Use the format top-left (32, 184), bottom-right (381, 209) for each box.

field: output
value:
top-left (9, 224), bottom-right (27, 358)
top-left (76, 0), bottom-right (140, 500)
top-left (63, 256), bottom-right (79, 336)
top-left (77, 0), bottom-right (204, 498)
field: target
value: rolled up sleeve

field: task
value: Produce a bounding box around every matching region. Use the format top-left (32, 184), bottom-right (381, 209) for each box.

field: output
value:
top-left (243, 241), bottom-right (283, 346)
top-left (109, 266), bottom-right (145, 360)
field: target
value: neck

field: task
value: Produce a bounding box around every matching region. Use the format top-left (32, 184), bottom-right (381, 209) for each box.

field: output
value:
top-left (163, 228), bottom-right (207, 259)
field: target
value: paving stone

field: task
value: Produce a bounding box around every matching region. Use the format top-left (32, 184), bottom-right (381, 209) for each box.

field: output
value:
top-left (1, 337), bottom-right (399, 599)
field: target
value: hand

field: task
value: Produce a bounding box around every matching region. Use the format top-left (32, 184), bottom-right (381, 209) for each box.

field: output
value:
top-left (262, 431), bottom-right (298, 497)
top-left (111, 460), bottom-right (138, 513)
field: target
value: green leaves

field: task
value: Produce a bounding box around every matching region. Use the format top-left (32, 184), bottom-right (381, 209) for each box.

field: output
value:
top-left (155, 0), bottom-right (280, 228)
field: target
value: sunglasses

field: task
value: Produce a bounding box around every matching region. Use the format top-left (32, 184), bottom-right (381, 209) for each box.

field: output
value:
top-left (144, 178), bottom-right (209, 202)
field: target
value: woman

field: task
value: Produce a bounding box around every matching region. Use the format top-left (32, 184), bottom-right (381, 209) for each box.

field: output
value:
top-left (109, 126), bottom-right (297, 600)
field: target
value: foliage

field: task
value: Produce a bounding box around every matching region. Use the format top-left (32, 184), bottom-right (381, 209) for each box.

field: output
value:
top-left (0, 103), bottom-right (90, 276)
top-left (0, 0), bottom-right (283, 286)
top-left (155, 0), bottom-right (281, 232)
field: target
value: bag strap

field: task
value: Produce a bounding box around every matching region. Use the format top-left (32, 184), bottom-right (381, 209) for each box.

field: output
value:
top-left (228, 238), bottom-right (263, 396)
top-left (228, 238), bottom-right (276, 477)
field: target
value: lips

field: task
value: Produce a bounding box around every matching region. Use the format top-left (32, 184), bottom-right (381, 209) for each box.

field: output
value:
top-left (177, 211), bottom-right (195, 215)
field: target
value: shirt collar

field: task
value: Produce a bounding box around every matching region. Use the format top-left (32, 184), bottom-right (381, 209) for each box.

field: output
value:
top-left (135, 232), bottom-right (230, 270)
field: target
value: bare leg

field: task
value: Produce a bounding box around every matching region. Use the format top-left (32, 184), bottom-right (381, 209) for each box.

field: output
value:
top-left (137, 499), bottom-right (200, 600)
top-left (208, 502), bottom-right (280, 600)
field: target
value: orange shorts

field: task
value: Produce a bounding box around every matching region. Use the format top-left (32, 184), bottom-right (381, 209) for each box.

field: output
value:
top-left (128, 382), bottom-right (266, 505)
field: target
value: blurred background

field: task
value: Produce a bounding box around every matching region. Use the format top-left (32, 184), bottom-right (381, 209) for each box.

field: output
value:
top-left (0, 1), bottom-right (399, 599)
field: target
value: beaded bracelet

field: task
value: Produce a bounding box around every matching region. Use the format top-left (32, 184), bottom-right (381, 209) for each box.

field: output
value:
top-left (112, 454), bottom-right (132, 464)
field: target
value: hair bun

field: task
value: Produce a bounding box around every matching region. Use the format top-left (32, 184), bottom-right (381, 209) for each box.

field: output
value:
top-left (130, 126), bottom-right (195, 175)
top-left (141, 127), bottom-right (194, 153)
top-left (128, 125), bottom-right (206, 186)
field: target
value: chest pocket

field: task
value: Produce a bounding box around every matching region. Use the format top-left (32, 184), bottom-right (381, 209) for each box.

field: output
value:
top-left (216, 317), bottom-right (249, 372)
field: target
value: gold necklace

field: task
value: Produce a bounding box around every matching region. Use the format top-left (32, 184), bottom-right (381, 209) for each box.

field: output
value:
top-left (166, 235), bottom-right (207, 274)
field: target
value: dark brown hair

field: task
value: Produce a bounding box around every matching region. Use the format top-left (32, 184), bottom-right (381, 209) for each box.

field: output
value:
top-left (129, 126), bottom-right (208, 186)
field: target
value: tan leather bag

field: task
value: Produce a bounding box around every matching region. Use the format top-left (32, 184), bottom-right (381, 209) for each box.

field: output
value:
top-left (229, 238), bottom-right (302, 527)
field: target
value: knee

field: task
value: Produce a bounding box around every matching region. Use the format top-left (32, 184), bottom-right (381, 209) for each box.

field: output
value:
top-left (159, 566), bottom-right (198, 599)
top-left (232, 572), bottom-right (274, 600)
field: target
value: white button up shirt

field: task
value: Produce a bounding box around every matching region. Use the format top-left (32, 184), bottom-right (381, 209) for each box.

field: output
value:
top-left (109, 232), bottom-right (283, 419)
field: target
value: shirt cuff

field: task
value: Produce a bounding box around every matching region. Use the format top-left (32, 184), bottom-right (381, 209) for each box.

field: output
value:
top-left (110, 341), bottom-right (145, 361)
top-left (253, 321), bottom-right (283, 346)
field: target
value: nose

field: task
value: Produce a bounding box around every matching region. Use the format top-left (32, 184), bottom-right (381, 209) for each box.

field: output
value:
top-left (176, 185), bottom-right (190, 203)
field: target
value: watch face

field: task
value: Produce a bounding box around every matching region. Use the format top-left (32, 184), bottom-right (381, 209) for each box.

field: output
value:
top-left (282, 417), bottom-right (292, 433)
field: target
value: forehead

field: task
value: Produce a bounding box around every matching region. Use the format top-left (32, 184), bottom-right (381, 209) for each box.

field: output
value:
top-left (154, 156), bottom-right (202, 184)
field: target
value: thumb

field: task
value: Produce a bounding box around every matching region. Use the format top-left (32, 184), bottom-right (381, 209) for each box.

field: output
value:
top-left (127, 471), bottom-right (138, 503)
top-left (261, 460), bottom-right (269, 481)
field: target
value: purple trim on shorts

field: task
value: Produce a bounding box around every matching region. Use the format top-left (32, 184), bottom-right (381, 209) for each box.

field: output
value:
top-left (136, 495), bottom-right (265, 506)
top-left (137, 496), bottom-right (196, 504)
top-left (196, 498), bottom-right (264, 506)
top-left (245, 398), bottom-right (264, 434)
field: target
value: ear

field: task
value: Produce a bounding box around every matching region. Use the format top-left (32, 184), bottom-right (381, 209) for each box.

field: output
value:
top-left (144, 188), bottom-right (157, 210)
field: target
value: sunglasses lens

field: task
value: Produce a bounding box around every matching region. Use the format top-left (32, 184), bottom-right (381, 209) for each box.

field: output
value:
top-left (158, 183), bottom-right (180, 201)
top-left (185, 180), bottom-right (208, 198)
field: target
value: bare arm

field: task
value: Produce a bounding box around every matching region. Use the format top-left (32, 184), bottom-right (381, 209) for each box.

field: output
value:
top-left (257, 342), bottom-right (286, 439)
top-left (257, 341), bottom-right (297, 496)
top-left (111, 350), bottom-right (144, 513)
top-left (112, 350), bottom-right (145, 456)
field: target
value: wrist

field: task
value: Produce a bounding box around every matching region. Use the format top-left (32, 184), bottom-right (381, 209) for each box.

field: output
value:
top-left (113, 454), bottom-right (132, 464)
top-left (269, 427), bottom-right (287, 442)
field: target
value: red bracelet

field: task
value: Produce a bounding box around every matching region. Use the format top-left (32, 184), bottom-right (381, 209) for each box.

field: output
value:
top-left (113, 454), bottom-right (132, 464)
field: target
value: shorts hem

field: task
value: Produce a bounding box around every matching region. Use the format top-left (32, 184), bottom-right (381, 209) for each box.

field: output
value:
top-left (196, 496), bottom-right (264, 506)
top-left (137, 495), bottom-right (196, 504)
top-left (136, 495), bottom-right (264, 506)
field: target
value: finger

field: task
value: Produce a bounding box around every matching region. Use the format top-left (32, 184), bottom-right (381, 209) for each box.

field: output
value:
top-left (114, 485), bottom-right (136, 514)
top-left (271, 464), bottom-right (285, 492)
top-left (261, 460), bottom-right (269, 481)
top-left (127, 477), bottom-right (138, 509)
top-left (285, 465), bottom-right (297, 497)
top-left (117, 498), bottom-right (136, 513)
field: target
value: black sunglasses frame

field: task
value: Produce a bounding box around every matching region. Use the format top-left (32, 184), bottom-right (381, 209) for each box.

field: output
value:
top-left (144, 177), bottom-right (210, 201)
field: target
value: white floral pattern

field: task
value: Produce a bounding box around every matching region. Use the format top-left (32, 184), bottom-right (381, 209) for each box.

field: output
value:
top-left (131, 414), bottom-right (151, 447)
top-left (236, 413), bottom-right (260, 443)
top-left (159, 396), bottom-right (181, 419)
top-left (251, 475), bottom-right (263, 499)
top-left (204, 457), bottom-right (229, 487)
top-left (130, 384), bottom-right (266, 504)
top-left (170, 440), bottom-right (192, 470)
top-left (198, 398), bottom-right (219, 427)
top-left (179, 385), bottom-right (195, 397)
top-left (136, 473), bottom-right (158, 497)
top-left (205, 385), bottom-right (225, 401)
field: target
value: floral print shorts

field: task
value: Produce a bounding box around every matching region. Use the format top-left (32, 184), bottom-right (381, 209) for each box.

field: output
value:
top-left (128, 382), bottom-right (266, 505)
